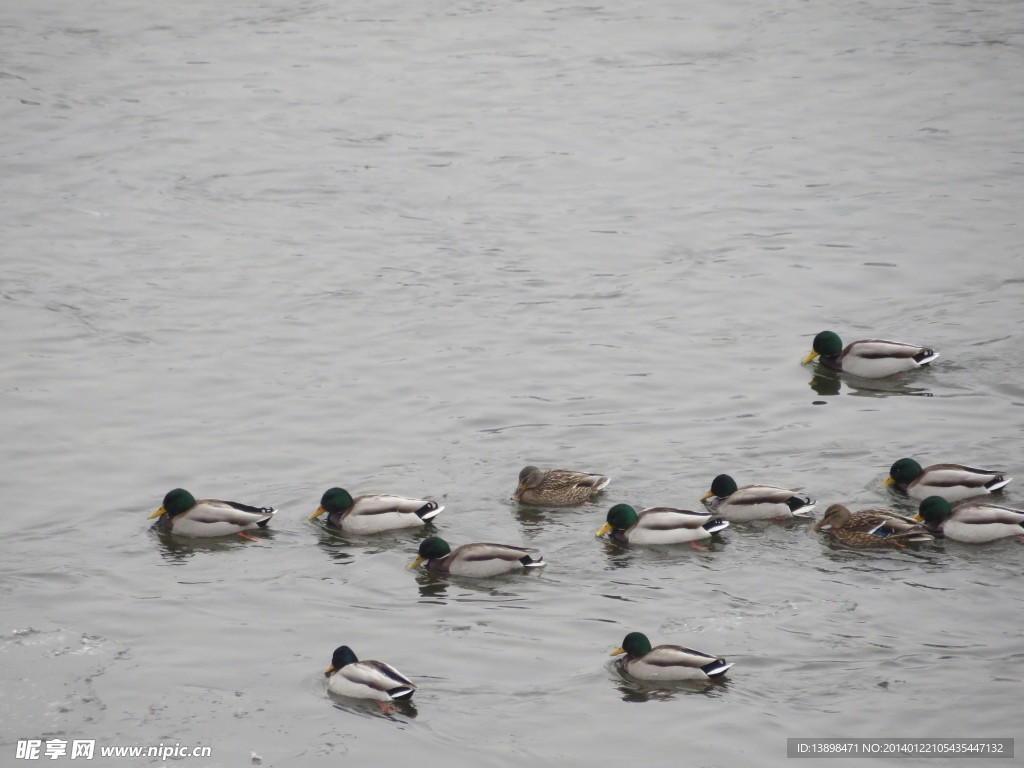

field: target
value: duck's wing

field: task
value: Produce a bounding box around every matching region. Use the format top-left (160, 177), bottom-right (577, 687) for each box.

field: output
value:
top-left (952, 502), bottom-right (1024, 526)
top-left (920, 464), bottom-right (1010, 490)
top-left (643, 644), bottom-right (727, 669)
top-left (638, 507), bottom-right (715, 530)
top-left (737, 485), bottom-right (817, 514)
top-left (353, 494), bottom-right (444, 518)
top-left (191, 499), bottom-right (276, 526)
top-left (452, 543), bottom-right (545, 567)
top-left (342, 660), bottom-right (416, 699)
top-left (547, 470), bottom-right (610, 492)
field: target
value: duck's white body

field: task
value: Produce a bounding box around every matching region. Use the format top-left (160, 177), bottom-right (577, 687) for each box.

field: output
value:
top-left (418, 543), bottom-right (546, 577)
top-left (833, 340), bottom-right (939, 378)
top-left (152, 499), bottom-right (276, 538)
top-left (925, 501), bottom-right (1024, 543)
top-left (598, 507), bottom-right (729, 544)
top-left (327, 660), bottom-right (415, 701)
top-left (327, 495), bottom-right (444, 533)
top-left (620, 644), bottom-right (734, 681)
top-left (615, 508), bottom-right (728, 545)
top-left (903, 465), bottom-right (1012, 502)
top-left (704, 485), bottom-right (816, 522)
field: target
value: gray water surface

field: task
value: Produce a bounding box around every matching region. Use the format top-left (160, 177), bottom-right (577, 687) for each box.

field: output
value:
top-left (2, 1), bottom-right (1023, 766)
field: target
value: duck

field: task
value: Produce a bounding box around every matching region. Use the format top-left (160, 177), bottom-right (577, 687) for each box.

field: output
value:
top-left (308, 487), bottom-right (443, 533)
top-left (700, 474), bottom-right (816, 521)
top-left (885, 458), bottom-right (1012, 502)
top-left (512, 465), bottom-right (610, 506)
top-left (407, 536), bottom-right (545, 577)
top-left (596, 503), bottom-right (728, 549)
top-left (324, 645), bottom-right (415, 701)
top-left (801, 330), bottom-right (938, 378)
top-left (610, 632), bottom-right (732, 681)
top-left (813, 503), bottom-right (933, 547)
top-left (148, 488), bottom-right (275, 538)
top-left (916, 496), bottom-right (1024, 543)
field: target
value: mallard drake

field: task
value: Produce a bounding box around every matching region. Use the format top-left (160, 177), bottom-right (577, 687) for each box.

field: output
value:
top-left (596, 503), bottom-right (728, 549)
top-left (610, 632), bottom-right (732, 681)
top-left (512, 465), bottom-right (610, 506)
top-left (916, 496), bottom-right (1024, 543)
top-left (813, 503), bottom-right (933, 547)
top-left (700, 474), bottom-right (816, 521)
top-left (148, 488), bottom-right (275, 538)
top-left (407, 536), bottom-right (545, 577)
top-left (308, 487), bottom-right (443, 533)
top-left (324, 645), bottom-right (415, 701)
top-left (886, 458), bottom-right (1012, 502)
top-left (801, 330), bottom-right (938, 378)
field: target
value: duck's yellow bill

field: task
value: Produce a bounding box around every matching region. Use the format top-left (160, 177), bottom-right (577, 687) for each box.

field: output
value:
top-left (147, 506), bottom-right (166, 519)
top-left (407, 556), bottom-right (425, 570)
top-left (609, 647), bottom-right (625, 656)
top-left (324, 664), bottom-right (335, 677)
top-left (801, 350), bottom-right (819, 364)
top-left (880, 477), bottom-right (895, 486)
top-left (309, 506), bottom-right (326, 520)
top-left (596, 522), bottom-right (612, 537)
top-left (912, 513), bottom-right (923, 522)
top-left (700, 490), bottom-right (714, 501)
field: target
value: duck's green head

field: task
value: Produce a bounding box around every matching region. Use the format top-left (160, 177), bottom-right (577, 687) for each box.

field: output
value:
top-left (407, 536), bottom-right (451, 569)
top-left (149, 488), bottom-right (196, 519)
top-left (704, 474), bottom-right (738, 500)
top-left (887, 458), bottom-right (924, 486)
top-left (326, 645), bottom-right (358, 675)
top-left (310, 487), bottom-right (354, 520)
top-left (610, 631), bottom-right (653, 658)
top-left (812, 331), bottom-right (844, 357)
top-left (418, 536), bottom-right (451, 559)
top-left (596, 504), bottom-right (638, 537)
top-left (916, 496), bottom-right (952, 525)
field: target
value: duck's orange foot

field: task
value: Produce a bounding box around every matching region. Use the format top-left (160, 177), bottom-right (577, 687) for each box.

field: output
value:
top-left (690, 541), bottom-right (710, 551)
top-left (236, 532), bottom-right (257, 541)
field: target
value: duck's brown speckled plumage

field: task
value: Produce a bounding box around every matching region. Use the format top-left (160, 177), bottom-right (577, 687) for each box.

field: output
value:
top-left (512, 465), bottom-right (610, 506)
top-left (814, 504), bottom-right (933, 548)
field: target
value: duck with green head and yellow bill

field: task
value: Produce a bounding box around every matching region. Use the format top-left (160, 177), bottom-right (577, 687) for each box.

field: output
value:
top-left (596, 503), bottom-right (728, 549)
top-left (512, 465), bottom-right (610, 506)
top-left (324, 645), bottom-right (415, 702)
top-left (610, 631), bottom-right (732, 681)
top-left (801, 330), bottom-right (938, 379)
top-left (309, 487), bottom-right (443, 533)
top-left (886, 458), bottom-right (1012, 502)
top-left (701, 473), bottom-right (816, 521)
top-left (813, 503), bottom-right (932, 547)
top-left (916, 496), bottom-right (1024, 543)
top-left (148, 488), bottom-right (275, 538)
top-left (407, 536), bottom-right (545, 577)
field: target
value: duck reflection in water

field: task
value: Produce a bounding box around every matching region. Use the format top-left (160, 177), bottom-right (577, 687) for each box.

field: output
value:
top-left (613, 676), bottom-right (731, 702)
top-left (412, 569), bottom-right (530, 604)
top-left (809, 372), bottom-right (932, 398)
top-left (329, 692), bottom-right (418, 720)
top-left (152, 528), bottom-right (273, 564)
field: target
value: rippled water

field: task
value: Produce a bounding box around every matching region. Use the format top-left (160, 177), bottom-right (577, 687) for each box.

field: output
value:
top-left (3, 0), bottom-right (1023, 765)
